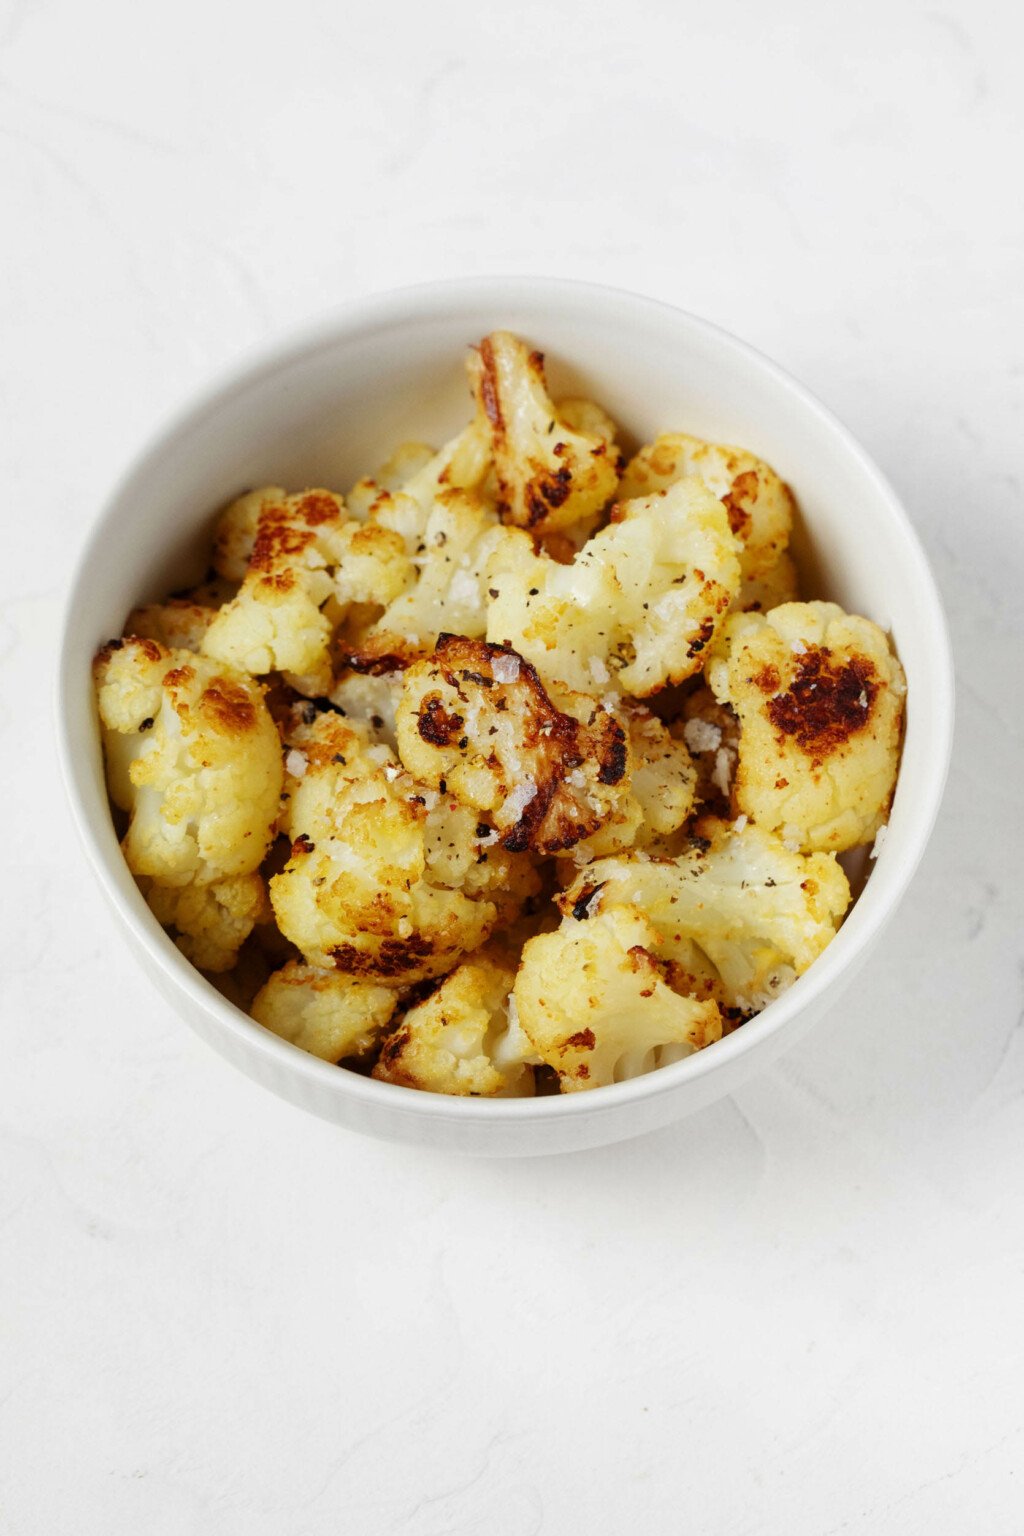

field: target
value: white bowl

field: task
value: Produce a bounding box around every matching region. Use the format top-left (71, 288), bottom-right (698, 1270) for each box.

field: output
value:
top-left (57, 278), bottom-right (953, 1156)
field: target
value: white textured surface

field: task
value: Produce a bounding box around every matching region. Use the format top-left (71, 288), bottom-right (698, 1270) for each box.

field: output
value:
top-left (3, 0), bottom-right (1022, 1529)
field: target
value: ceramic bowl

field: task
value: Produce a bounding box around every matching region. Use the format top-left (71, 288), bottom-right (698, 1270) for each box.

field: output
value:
top-left (57, 278), bottom-right (954, 1155)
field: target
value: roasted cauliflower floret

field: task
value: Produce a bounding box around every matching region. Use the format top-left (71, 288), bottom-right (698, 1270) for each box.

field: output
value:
top-left (94, 637), bottom-right (282, 886)
top-left (251, 960), bottom-right (399, 1062)
top-left (269, 711), bottom-right (497, 982)
top-left (513, 906), bottom-right (722, 1092)
top-left (487, 477), bottom-right (741, 696)
top-left (202, 489), bottom-right (351, 684)
top-left (373, 952), bottom-right (535, 1096)
top-left (618, 433), bottom-right (794, 582)
top-left (562, 817), bottom-right (851, 1013)
top-left (141, 872), bottom-right (269, 972)
top-left (331, 520), bottom-right (413, 609)
top-left (343, 492), bottom-right (519, 671)
top-left (706, 601), bottom-right (906, 851)
top-left (468, 331), bottom-right (620, 537)
top-left (211, 487), bottom-right (286, 580)
top-left (396, 636), bottom-right (630, 854)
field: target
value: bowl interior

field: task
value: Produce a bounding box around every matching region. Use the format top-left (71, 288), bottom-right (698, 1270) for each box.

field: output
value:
top-left (60, 280), bottom-right (952, 1143)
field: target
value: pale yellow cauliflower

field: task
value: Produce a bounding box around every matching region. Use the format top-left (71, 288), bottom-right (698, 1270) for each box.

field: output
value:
top-left (395, 636), bottom-right (631, 854)
top-left (349, 418), bottom-right (494, 550)
top-left (202, 489), bottom-right (351, 685)
top-left (269, 710), bottom-right (500, 982)
top-left (344, 441), bottom-right (438, 520)
top-left (94, 637), bottom-right (282, 886)
top-left (141, 872), bottom-right (269, 972)
top-left (468, 330), bottom-right (621, 537)
top-left (618, 433), bottom-right (794, 582)
top-left (211, 487), bottom-right (286, 580)
top-left (487, 476), bottom-right (741, 696)
top-left (513, 906), bottom-right (722, 1092)
top-left (252, 960), bottom-right (399, 1062)
top-left (561, 817), bottom-right (851, 1014)
top-left (373, 951), bottom-right (535, 1096)
top-left (706, 601), bottom-right (906, 851)
top-left (343, 492), bottom-right (518, 671)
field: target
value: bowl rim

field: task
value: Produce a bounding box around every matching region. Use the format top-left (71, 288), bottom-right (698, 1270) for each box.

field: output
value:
top-left (56, 275), bottom-right (955, 1124)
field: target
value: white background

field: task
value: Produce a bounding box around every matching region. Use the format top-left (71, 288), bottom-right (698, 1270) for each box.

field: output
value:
top-left (3, 0), bottom-right (1023, 1531)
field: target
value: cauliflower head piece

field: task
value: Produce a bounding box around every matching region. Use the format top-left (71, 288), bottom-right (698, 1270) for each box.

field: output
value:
top-left (141, 872), bottom-right (269, 973)
top-left (348, 417), bottom-right (494, 549)
top-left (202, 489), bottom-right (352, 685)
top-left (468, 330), bottom-right (620, 538)
top-left (487, 476), bottom-right (741, 696)
top-left (211, 487), bottom-right (286, 581)
top-left (94, 637), bottom-right (283, 886)
top-left (373, 951), bottom-right (535, 1096)
top-left (395, 636), bottom-right (631, 854)
top-left (269, 709), bottom-right (499, 982)
top-left (342, 491), bottom-right (520, 673)
top-left (513, 905), bottom-right (722, 1092)
top-left (251, 960), bottom-right (399, 1062)
top-left (706, 601), bottom-right (906, 851)
top-left (562, 816), bottom-right (851, 1014)
top-left (618, 433), bottom-right (794, 583)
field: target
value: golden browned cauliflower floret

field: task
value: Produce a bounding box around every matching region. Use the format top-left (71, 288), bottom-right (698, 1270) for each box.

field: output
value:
top-left (202, 489), bottom-right (351, 684)
top-left (513, 906), bottom-right (722, 1092)
top-left (93, 637), bottom-right (282, 886)
top-left (487, 477), bottom-right (741, 696)
top-left (395, 636), bottom-right (631, 854)
top-left (373, 951), bottom-right (535, 1096)
top-left (342, 492), bottom-right (520, 672)
top-left (562, 816), bottom-right (851, 1014)
top-left (706, 601), bottom-right (906, 851)
top-left (468, 331), bottom-right (621, 538)
top-left (618, 433), bottom-right (794, 583)
top-left (211, 487), bottom-right (286, 580)
top-left (141, 872), bottom-right (270, 972)
top-left (251, 960), bottom-right (399, 1062)
top-left (269, 710), bottom-right (498, 983)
